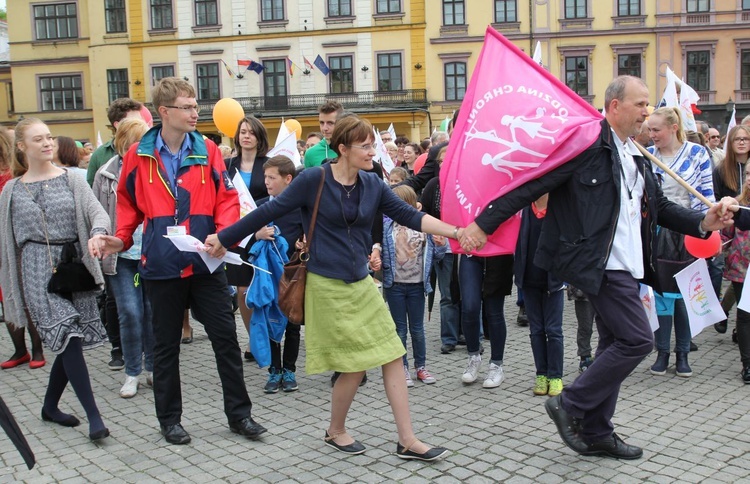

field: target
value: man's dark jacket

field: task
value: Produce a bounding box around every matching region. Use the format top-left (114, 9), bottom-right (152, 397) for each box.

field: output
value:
top-left (474, 119), bottom-right (707, 296)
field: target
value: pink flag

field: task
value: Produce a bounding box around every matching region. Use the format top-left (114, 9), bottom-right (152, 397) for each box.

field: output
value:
top-left (440, 27), bottom-right (603, 256)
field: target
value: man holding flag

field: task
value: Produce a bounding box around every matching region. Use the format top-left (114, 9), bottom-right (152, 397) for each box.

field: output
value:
top-left (459, 75), bottom-right (736, 459)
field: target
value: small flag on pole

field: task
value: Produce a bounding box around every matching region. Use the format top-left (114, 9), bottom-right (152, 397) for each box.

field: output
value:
top-left (314, 55), bottom-right (330, 75)
top-left (304, 56), bottom-right (315, 71)
top-left (221, 60), bottom-right (236, 79)
top-left (247, 61), bottom-right (264, 74)
top-left (238, 59), bottom-right (252, 67)
top-left (287, 57), bottom-right (294, 77)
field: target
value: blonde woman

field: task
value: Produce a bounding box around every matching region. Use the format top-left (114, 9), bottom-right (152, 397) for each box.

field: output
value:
top-left (647, 107), bottom-right (715, 377)
top-left (92, 118), bottom-right (153, 398)
top-left (0, 118), bottom-right (110, 441)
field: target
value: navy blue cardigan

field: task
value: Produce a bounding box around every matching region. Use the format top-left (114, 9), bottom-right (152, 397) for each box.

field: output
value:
top-left (219, 163), bottom-right (425, 283)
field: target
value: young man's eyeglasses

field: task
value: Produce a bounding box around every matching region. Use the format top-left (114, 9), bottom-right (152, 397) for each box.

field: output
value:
top-left (164, 105), bottom-right (201, 114)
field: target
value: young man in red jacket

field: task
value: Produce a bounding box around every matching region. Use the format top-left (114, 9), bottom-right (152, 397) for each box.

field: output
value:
top-left (90, 77), bottom-right (266, 445)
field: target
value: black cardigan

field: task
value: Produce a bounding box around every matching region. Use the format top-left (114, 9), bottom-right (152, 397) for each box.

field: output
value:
top-left (225, 155), bottom-right (269, 202)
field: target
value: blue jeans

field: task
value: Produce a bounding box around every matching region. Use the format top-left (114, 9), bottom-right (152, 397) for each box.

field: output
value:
top-left (107, 258), bottom-right (154, 377)
top-left (385, 283), bottom-right (427, 369)
top-left (523, 286), bottom-right (564, 378)
top-left (459, 255), bottom-right (507, 364)
top-left (435, 255), bottom-right (460, 346)
top-left (655, 298), bottom-right (690, 353)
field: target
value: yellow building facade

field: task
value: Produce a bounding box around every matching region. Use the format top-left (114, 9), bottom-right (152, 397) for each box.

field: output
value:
top-left (4, 0), bottom-right (750, 143)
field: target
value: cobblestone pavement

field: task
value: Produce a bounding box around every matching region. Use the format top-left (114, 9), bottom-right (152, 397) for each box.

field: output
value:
top-left (1, 289), bottom-right (749, 483)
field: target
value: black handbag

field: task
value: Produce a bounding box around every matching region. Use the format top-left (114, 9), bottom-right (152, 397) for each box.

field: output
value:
top-left (655, 227), bottom-right (696, 294)
top-left (20, 181), bottom-right (98, 300)
top-left (47, 241), bottom-right (98, 299)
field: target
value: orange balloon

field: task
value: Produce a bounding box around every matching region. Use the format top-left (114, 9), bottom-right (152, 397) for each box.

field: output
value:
top-left (284, 119), bottom-right (302, 140)
top-left (212, 98), bottom-right (245, 137)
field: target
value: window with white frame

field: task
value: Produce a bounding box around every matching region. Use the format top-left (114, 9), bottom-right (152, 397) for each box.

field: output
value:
top-left (105, 0), bottom-right (127, 33)
top-left (107, 69), bottom-right (129, 103)
top-left (261, 0), bottom-right (285, 21)
top-left (40, 74), bottom-right (84, 111)
top-left (151, 0), bottom-right (173, 30)
top-left (328, 0), bottom-right (351, 16)
top-left (195, 0), bottom-right (219, 26)
top-left (444, 62), bottom-right (467, 101)
top-left (377, 0), bottom-right (401, 14)
top-left (494, 0), bottom-right (517, 23)
top-left (152, 65), bottom-right (175, 85)
top-left (442, 0), bottom-right (465, 26)
top-left (377, 53), bottom-right (403, 91)
top-left (329, 56), bottom-right (354, 93)
top-left (564, 0), bottom-right (587, 19)
top-left (196, 63), bottom-right (221, 100)
top-left (34, 3), bottom-right (78, 40)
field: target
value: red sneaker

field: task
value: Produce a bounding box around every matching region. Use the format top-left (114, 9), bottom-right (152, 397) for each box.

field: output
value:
top-left (416, 367), bottom-right (436, 384)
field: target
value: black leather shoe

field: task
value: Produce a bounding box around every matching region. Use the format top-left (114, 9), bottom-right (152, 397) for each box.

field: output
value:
top-left (41, 408), bottom-right (80, 427)
top-left (581, 433), bottom-right (643, 460)
top-left (324, 431), bottom-right (366, 455)
top-left (714, 319), bottom-right (728, 334)
top-left (160, 423), bottom-right (191, 445)
top-left (229, 417), bottom-right (267, 439)
top-left (396, 442), bottom-right (449, 461)
top-left (544, 395), bottom-right (587, 454)
top-left (440, 344), bottom-right (456, 354)
top-left (89, 427), bottom-right (110, 442)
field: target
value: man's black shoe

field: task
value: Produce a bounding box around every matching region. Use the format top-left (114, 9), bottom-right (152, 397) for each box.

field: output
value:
top-left (160, 423), bottom-right (191, 445)
top-left (440, 344), bottom-right (456, 354)
top-left (742, 366), bottom-right (750, 384)
top-left (714, 319), bottom-right (728, 334)
top-left (580, 433), bottom-right (643, 460)
top-left (456, 335), bottom-right (466, 346)
top-left (544, 395), bottom-right (587, 453)
top-left (229, 417), bottom-right (267, 439)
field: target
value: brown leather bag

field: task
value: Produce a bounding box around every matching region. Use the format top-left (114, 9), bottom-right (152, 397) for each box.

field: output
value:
top-left (278, 167), bottom-right (325, 325)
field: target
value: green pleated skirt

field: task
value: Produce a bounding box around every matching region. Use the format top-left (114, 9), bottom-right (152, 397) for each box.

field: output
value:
top-left (304, 272), bottom-right (406, 375)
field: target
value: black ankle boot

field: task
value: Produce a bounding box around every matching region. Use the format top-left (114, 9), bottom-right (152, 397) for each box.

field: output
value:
top-left (675, 352), bottom-right (692, 377)
top-left (650, 352), bottom-right (669, 375)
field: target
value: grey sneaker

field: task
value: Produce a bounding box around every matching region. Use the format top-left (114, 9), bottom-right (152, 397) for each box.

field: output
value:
top-left (108, 349), bottom-right (124, 371)
top-left (404, 366), bottom-right (414, 388)
top-left (461, 355), bottom-right (482, 384)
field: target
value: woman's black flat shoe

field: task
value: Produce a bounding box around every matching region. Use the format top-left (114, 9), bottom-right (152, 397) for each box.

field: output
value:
top-left (324, 431), bottom-right (366, 455)
top-left (41, 408), bottom-right (80, 427)
top-left (396, 441), bottom-right (448, 461)
top-left (89, 428), bottom-right (110, 442)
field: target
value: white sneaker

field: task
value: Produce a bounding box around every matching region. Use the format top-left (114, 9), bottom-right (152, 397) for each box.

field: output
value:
top-left (483, 363), bottom-right (505, 388)
top-left (461, 355), bottom-right (482, 383)
top-left (404, 366), bottom-right (414, 388)
top-left (145, 372), bottom-right (153, 387)
top-left (120, 375), bottom-right (139, 398)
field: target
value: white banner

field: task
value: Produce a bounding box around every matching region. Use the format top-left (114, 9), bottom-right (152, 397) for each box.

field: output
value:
top-left (268, 131), bottom-right (302, 167)
top-left (639, 284), bottom-right (659, 332)
top-left (674, 258), bottom-right (725, 337)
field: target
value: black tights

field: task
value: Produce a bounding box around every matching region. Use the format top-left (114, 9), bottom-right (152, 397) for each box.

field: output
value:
top-left (42, 337), bottom-right (105, 434)
top-left (4, 323), bottom-right (44, 361)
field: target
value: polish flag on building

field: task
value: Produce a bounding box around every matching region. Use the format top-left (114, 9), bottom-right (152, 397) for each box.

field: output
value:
top-left (440, 27), bottom-right (603, 256)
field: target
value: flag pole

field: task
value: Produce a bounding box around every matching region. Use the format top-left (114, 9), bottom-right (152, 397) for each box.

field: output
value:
top-left (634, 141), bottom-right (714, 208)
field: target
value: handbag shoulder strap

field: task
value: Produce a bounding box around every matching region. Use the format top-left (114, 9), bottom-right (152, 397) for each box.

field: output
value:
top-left (305, 167), bottom-right (326, 250)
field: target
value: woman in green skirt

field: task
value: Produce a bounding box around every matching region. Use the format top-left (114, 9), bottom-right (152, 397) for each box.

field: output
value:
top-left (207, 115), bottom-right (463, 461)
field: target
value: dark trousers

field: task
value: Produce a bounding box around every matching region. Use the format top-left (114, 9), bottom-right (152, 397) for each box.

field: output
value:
top-left (144, 272), bottom-right (252, 426)
top-left (561, 271), bottom-right (653, 443)
top-left (103, 278), bottom-right (121, 351)
top-left (574, 299), bottom-right (595, 357)
top-left (270, 323), bottom-right (301, 372)
top-left (524, 286), bottom-right (564, 379)
top-left (731, 282), bottom-right (750, 367)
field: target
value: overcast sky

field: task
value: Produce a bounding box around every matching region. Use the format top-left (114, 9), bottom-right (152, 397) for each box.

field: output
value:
top-left (0, 1), bottom-right (6, 12)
